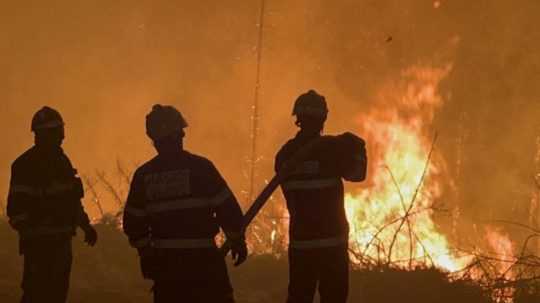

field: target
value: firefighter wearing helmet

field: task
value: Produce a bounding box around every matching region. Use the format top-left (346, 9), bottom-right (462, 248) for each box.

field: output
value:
top-left (7, 106), bottom-right (98, 302)
top-left (123, 104), bottom-right (247, 303)
top-left (275, 90), bottom-right (368, 303)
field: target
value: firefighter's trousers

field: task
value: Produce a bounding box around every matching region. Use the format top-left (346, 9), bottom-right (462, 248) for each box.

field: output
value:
top-left (286, 244), bottom-right (349, 303)
top-left (153, 248), bottom-right (235, 303)
top-left (20, 237), bottom-right (72, 303)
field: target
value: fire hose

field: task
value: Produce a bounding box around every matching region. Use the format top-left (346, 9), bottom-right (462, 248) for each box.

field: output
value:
top-left (220, 135), bottom-right (336, 256)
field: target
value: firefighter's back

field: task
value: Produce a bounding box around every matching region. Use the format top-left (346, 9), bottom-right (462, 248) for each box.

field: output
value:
top-left (277, 90), bottom-right (367, 303)
top-left (122, 104), bottom-right (246, 303)
top-left (7, 106), bottom-right (97, 303)
top-left (134, 151), bottom-right (225, 244)
top-left (276, 137), bottom-right (349, 243)
top-left (10, 146), bottom-right (82, 236)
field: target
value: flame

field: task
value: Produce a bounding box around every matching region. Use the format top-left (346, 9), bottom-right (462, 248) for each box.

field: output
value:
top-left (247, 64), bottom-right (521, 279)
top-left (345, 64), bottom-right (471, 271)
top-left (485, 227), bottom-right (516, 277)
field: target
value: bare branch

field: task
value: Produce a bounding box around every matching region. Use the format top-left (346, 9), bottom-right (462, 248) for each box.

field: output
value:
top-left (116, 159), bottom-right (133, 187)
top-left (486, 220), bottom-right (540, 235)
top-left (387, 133), bottom-right (438, 264)
top-left (95, 170), bottom-right (124, 208)
top-left (82, 174), bottom-right (105, 218)
top-left (386, 165), bottom-right (416, 268)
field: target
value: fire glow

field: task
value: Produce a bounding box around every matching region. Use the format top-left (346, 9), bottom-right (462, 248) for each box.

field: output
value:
top-left (344, 64), bottom-right (471, 271)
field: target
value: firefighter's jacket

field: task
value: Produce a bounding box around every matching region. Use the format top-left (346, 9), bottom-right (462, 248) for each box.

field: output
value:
top-left (7, 146), bottom-right (91, 245)
top-left (275, 132), bottom-right (367, 249)
top-left (123, 151), bottom-right (243, 250)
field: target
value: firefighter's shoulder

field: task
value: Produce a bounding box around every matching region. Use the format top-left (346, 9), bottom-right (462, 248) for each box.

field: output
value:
top-left (132, 155), bottom-right (160, 176)
top-left (182, 151), bottom-right (216, 172)
top-left (134, 152), bottom-right (216, 172)
top-left (276, 138), bottom-right (298, 160)
top-left (10, 146), bottom-right (39, 172)
top-left (57, 150), bottom-right (76, 171)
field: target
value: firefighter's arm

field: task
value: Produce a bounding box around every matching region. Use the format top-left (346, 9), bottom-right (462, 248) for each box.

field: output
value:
top-left (337, 132), bottom-right (368, 182)
top-left (71, 173), bottom-right (91, 227)
top-left (72, 175), bottom-right (97, 246)
top-left (6, 163), bottom-right (33, 232)
top-left (209, 163), bottom-right (247, 266)
top-left (122, 169), bottom-right (157, 279)
top-left (61, 157), bottom-right (94, 230)
top-left (123, 169), bottom-right (151, 252)
top-left (275, 148), bottom-right (284, 174)
top-left (275, 144), bottom-right (295, 177)
top-left (76, 201), bottom-right (94, 237)
top-left (215, 191), bottom-right (247, 266)
top-left (212, 182), bottom-right (244, 236)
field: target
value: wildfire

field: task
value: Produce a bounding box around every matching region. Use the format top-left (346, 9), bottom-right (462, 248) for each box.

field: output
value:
top-left (210, 47), bottom-right (525, 285)
top-left (485, 228), bottom-right (516, 277)
top-left (345, 64), bottom-right (471, 271)
top-left (250, 64), bottom-right (483, 272)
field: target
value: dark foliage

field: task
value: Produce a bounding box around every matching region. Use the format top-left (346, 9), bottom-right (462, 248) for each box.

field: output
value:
top-left (0, 222), bottom-right (536, 302)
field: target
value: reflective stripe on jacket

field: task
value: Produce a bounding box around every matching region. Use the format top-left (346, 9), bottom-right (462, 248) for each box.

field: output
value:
top-left (122, 151), bottom-right (243, 250)
top-left (289, 235), bottom-right (348, 249)
top-left (6, 145), bottom-right (91, 235)
top-left (275, 132), bottom-right (367, 246)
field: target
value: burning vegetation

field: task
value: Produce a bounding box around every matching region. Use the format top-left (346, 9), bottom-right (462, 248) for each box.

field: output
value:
top-left (40, 63), bottom-right (538, 302)
top-left (1, 1), bottom-right (540, 302)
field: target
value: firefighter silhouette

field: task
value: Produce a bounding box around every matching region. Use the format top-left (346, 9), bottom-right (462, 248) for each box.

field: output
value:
top-left (123, 104), bottom-right (247, 303)
top-left (275, 90), bottom-right (368, 303)
top-left (6, 106), bottom-right (98, 303)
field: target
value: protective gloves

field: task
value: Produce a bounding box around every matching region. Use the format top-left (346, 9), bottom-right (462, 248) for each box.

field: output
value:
top-left (81, 224), bottom-right (98, 247)
top-left (228, 233), bottom-right (248, 266)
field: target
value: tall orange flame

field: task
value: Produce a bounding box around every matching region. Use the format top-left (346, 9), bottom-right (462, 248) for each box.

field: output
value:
top-left (345, 64), bottom-right (471, 271)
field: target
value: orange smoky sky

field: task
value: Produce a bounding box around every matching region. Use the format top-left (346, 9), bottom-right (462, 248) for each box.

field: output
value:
top-left (1, 0), bottom-right (539, 246)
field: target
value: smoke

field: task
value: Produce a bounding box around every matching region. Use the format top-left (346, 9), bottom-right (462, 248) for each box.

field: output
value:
top-left (0, 1), bottom-right (263, 213)
top-left (1, 0), bottom-right (539, 250)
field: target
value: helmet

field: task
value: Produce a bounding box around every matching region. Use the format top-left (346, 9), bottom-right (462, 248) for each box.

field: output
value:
top-left (146, 104), bottom-right (188, 141)
top-left (31, 106), bottom-right (64, 132)
top-left (292, 90), bottom-right (328, 118)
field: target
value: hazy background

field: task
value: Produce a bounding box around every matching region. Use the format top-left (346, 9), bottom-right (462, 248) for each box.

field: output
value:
top-left (1, 0), bottom-right (539, 248)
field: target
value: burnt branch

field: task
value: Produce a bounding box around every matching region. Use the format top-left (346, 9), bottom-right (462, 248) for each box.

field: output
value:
top-left (82, 174), bottom-right (105, 218)
top-left (95, 170), bottom-right (124, 208)
top-left (116, 159), bottom-right (133, 187)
